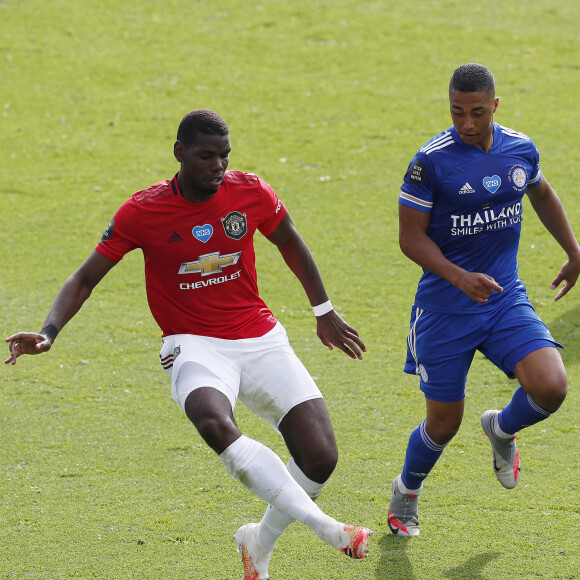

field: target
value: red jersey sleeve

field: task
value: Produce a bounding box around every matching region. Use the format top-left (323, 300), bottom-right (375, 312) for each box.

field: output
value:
top-left (256, 176), bottom-right (287, 236)
top-left (95, 197), bottom-right (141, 262)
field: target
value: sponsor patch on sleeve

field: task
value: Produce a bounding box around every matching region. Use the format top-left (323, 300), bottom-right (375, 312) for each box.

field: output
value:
top-left (101, 218), bottom-right (114, 242)
top-left (409, 161), bottom-right (426, 185)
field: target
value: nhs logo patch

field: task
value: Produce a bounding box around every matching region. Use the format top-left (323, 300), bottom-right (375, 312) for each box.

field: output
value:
top-left (192, 224), bottom-right (213, 243)
top-left (483, 175), bottom-right (501, 194)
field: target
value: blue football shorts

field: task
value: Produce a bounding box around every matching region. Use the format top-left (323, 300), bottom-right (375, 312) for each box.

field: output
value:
top-left (404, 295), bottom-right (562, 402)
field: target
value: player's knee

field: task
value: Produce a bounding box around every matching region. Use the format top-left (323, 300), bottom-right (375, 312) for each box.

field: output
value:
top-left (539, 375), bottom-right (568, 412)
top-left (518, 348), bottom-right (568, 412)
top-left (436, 425), bottom-right (460, 445)
top-left (426, 418), bottom-right (461, 446)
top-left (317, 444), bottom-right (339, 480)
top-left (524, 364), bottom-right (568, 413)
top-left (183, 387), bottom-right (240, 453)
top-left (296, 441), bottom-right (338, 483)
top-left (193, 413), bottom-right (240, 454)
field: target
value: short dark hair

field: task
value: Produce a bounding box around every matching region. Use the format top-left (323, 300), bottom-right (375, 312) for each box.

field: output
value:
top-left (449, 63), bottom-right (495, 97)
top-left (176, 109), bottom-right (229, 147)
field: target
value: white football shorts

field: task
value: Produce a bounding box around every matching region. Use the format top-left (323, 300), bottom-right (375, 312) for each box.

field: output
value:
top-left (159, 322), bottom-right (322, 429)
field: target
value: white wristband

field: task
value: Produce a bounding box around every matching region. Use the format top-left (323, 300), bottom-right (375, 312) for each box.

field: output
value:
top-left (313, 300), bottom-right (333, 317)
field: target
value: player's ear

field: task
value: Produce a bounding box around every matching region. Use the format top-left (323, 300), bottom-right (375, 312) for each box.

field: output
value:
top-left (493, 97), bottom-right (500, 113)
top-left (174, 140), bottom-right (184, 162)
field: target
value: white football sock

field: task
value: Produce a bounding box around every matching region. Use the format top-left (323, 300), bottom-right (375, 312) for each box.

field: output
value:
top-left (219, 436), bottom-right (347, 550)
top-left (491, 412), bottom-right (514, 439)
top-left (397, 477), bottom-right (423, 495)
top-left (259, 457), bottom-right (327, 549)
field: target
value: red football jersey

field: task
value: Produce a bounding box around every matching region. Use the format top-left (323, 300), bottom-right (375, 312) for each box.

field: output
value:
top-left (96, 171), bottom-right (287, 339)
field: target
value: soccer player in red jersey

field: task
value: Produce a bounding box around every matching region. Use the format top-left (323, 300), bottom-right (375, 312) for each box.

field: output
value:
top-left (5, 109), bottom-right (372, 578)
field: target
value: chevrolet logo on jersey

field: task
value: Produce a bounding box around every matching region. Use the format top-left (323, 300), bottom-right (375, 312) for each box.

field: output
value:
top-left (178, 251), bottom-right (242, 276)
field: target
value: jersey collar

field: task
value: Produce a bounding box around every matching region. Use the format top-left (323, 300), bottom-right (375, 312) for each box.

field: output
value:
top-left (170, 173), bottom-right (180, 197)
top-left (450, 122), bottom-right (501, 154)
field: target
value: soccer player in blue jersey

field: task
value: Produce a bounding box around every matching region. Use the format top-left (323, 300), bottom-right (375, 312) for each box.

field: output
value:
top-left (389, 63), bottom-right (580, 537)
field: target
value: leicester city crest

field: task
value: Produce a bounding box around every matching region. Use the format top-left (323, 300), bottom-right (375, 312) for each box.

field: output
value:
top-left (507, 165), bottom-right (528, 192)
top-left (221, 211), bottom-right (248, 240)
top-left (418, 364), bottom-right (429, 383)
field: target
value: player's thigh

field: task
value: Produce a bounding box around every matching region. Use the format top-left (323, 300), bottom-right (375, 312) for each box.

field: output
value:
top-left (481, 303), bottom-right (562, 379)
top-left (405, 307), bottom-right (479, 402)
top-left (159, 334), bottom-right (241, 412)
top-left (239, 323), bottom-right (323, 430)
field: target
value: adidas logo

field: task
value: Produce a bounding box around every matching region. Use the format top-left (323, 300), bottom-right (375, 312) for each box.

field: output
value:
top-left (167, 232), bottom-right (184, 243)
top-left (458, 182), bottom-right (476, 194)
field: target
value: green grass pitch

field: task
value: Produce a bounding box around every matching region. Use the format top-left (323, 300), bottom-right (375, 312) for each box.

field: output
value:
top-left (1, 0), bottom-right (579, 578)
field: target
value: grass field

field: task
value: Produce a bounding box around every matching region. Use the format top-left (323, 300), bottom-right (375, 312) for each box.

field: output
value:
top-left (1, 0), bottom-right (579, 578)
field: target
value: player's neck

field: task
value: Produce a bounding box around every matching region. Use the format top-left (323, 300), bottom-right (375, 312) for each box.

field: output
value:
top-left (181, 189), bottom-right (217, 203)
top-left (477, 124), bottom-right (495, 153)
top-left (177, 174), bottom-right (217, 203)
top-left (479, 133), bottom-right (494, 153)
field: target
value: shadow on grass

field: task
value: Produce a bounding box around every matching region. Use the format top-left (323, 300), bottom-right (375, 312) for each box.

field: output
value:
top-left (442, 551), bottom-right (501, 579)
top-left (375, 533), bottom-right (501, 579)
top-left (375, 533), bottom-right (415, 579)
top-left (543, 301), bottom-right (580, 362)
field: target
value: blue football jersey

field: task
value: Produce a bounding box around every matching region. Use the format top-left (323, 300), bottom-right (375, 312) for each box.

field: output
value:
top-left (399, 123), bottom-right (542, 313)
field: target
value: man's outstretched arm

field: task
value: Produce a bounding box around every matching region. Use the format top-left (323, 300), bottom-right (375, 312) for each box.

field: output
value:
top-left (5, 250), bottom-right (117, 364)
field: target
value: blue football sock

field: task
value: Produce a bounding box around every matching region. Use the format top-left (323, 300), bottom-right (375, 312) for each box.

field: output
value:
top-left (401, 420), bottom-right (447, 490)
top-left (498, 386), bottom-right (551, 434)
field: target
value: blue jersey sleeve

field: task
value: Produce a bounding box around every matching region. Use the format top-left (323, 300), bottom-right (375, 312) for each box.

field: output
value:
top-left (399, 152), bottom-right (436, 213)
top-left (527, 141), bottom-right (542, 186)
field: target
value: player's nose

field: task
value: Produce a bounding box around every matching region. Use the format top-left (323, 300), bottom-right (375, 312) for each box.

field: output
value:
top-left (462, 116), bottom-right (475, 130)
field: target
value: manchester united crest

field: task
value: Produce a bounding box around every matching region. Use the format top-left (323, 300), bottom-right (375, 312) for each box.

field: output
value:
top-left (221, 211), bottom-right (247, 240)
